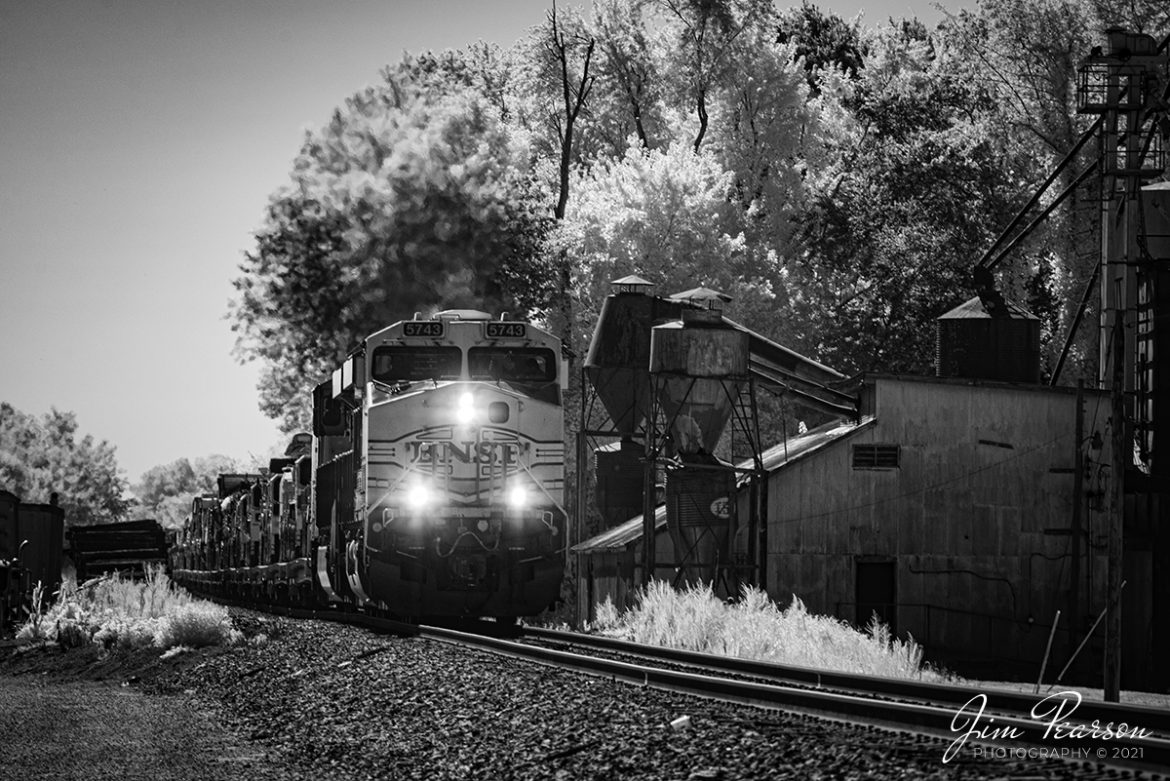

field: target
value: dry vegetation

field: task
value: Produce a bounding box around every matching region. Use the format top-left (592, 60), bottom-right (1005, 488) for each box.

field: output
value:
top-left (15, 565), bottom-right (243, 652)
top-left (16, 569), bottom-right (946, 683)
top-left (592, 581), bottom-right (955, 683)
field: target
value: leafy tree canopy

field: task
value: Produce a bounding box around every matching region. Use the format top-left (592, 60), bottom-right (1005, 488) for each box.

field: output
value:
top-left (132, 455), bottom-right (244, 530)
top-left (558, 141), bottom-right (780, 345)
top-left (776, 1), bottom-right (868, 90)
top-left (233, 1), bottom-right (1169, 428)
top-left (0, 402), bottom-right (129, 526)
top-left (788, 21), bottom-right (1031, 374)
top-left (231, 51), bottom-right (556, 430)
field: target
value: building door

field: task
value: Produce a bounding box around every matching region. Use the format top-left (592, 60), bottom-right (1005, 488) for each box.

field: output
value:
top-left (855, 559), bottom-right (896, 634)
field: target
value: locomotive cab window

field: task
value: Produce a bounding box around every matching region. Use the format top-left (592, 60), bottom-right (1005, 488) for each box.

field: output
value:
top-left (468, 348), bottom-right (557, 383)
top-left (371, 346), bottom-right (462, 383)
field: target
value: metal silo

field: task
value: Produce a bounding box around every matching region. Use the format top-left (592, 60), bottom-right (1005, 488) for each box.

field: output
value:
top-left (583, 277), bottom-right (686, 531)
top-left (584, 276), bottom-right (685, 436)
top-left (936, 292), bottom-right (1041, 383)
top-left (663, 462), bottom-right (735, 587)
top-left (594, 438), bottom-right (646, 528)
top-left (649, 290), bottom-right (750, 588)
top-left (650, 307), bottom-right (749, 455)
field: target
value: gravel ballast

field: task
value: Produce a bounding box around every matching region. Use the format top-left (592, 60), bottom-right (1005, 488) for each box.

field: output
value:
top-left (0, 678), bottom-right (288, 781)
top-left (2, 610), bottom-right (1159, 780)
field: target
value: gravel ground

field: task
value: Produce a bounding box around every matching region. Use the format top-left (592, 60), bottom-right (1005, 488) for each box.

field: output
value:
top-left (2, 610), bottom-right (1164, 780)
top-left (0, 679), bottom-right (285, 781)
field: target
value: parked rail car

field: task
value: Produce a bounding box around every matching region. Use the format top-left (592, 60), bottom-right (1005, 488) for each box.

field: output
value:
top-left (172, 310), bottom-right (567, 620)
top-left (1, 489), bottom-right (65, 628)
top-left (68, 519), bottom-right (169, 581)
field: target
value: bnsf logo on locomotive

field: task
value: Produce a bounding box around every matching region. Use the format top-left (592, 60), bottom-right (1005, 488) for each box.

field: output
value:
top-left (406, 440), bottom-right (528, 466)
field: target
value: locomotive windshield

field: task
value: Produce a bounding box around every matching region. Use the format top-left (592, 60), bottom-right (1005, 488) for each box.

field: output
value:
top-left (468, 348), bottom-right (557, 383)
top-left (371, 346), bottom-right (462, 382)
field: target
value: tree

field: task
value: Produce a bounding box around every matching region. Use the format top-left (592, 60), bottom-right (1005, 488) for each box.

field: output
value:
top-left (653, 0), bottom-right (778, 152)
top-left (512, 3), bottom-right (598, 355)
top-left (0, 403), bottom-right (129, 526)
top-left (705, 20), bottom-right (819, 250)
top-left (558, 141), bottom-right (780, 344)
top-left (940, 0), bottom-right (1104, 380)
top-left (232, 53), bottom-right (555, 431)
top-left (511, 4), bottom-right (602, 185)
top-left (591, 0), bottom-right (669, 150)
top-left (547, 5), bottom-right (597, 221)
top-left (784, 20), bottom-right (1030, 374)
top-left (776, 1), bottom-right (868, 92)
top-left (133, 455), bottom-right (243, 530)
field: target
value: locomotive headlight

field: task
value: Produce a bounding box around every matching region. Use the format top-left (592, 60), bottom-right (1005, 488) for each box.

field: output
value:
top-left (456, 391), bottom-right (477, 425)
top-left (405, 482), bottom-right (434, 510)
top-left (507, 483), bottom-right (529, 509)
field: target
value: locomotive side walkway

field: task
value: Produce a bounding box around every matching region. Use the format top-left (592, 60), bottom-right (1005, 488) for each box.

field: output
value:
top-left (0, 677), bottom-right (295, 781)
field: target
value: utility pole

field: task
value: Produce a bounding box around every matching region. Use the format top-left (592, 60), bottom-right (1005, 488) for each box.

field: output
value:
top-left (1105, 309), bottom-right (1125, 702)
top-left (1070, 380), bottom-right (1084, 649)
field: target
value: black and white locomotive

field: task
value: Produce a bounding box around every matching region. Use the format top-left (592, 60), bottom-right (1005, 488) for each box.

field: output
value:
top-left (171, 310), bottom-right (566, 619)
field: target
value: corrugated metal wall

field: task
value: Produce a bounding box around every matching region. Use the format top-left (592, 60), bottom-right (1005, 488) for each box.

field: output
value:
top-left (766, 377), bottom-right (1132, 682)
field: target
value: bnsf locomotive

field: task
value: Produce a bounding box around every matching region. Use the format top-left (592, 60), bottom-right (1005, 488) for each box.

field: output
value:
top-left (171, 310), bottom-right (566, 619)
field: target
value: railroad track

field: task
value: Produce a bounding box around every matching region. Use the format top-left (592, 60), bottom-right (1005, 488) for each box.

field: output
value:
top-left (201, 597), bottom-right (1168, 775)
top-left (212, 595), bottom-right (421, 638)
top-left (419, 622), bottom-right (1170, 775)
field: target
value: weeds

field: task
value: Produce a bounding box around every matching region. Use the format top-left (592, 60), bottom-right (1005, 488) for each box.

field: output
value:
top-left (592, 581), bottom-right (952, 683)
top-left (15, 564), bottom-right (241, 652)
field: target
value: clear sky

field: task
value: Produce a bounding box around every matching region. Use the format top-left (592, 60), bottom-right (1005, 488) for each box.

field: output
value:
top-left (0, 0), bottom-right (961, 486)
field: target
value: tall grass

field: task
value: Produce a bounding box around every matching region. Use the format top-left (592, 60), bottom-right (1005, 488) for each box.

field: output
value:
top-left (593, 581), bottom-right (953, 683)
top-left (16, 564), bottom-right (242, 651)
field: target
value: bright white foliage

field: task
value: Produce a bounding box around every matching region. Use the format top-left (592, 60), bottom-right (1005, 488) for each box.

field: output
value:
top-left (557, 141), bottom-right (781, 337)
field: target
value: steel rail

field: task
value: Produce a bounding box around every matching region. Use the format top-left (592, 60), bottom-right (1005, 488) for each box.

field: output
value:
top-left (416, 624), bottom-right (1170, 772)
top-left (520, 626), bottom-right (1170, 737)
top-left (212, 595), bottom-right (420, 637)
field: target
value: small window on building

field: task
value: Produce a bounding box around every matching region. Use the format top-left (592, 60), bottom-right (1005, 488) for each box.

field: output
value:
top-left (852, 444), bottom-right (900, 469)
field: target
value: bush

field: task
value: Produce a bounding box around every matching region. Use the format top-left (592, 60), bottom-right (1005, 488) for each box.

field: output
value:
top-left (592, 582), bottom-right (950, 683)
top-left (15, 564), bottom-right (243, 653)
top-left (155, 602), bottom-right (240, 648)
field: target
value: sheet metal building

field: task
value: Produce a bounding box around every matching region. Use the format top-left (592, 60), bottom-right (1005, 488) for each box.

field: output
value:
top-left (573, 284), bottom-right (1161, 687)
top-left (752, 374), bottom-right (1141, 682)
top-left (573, 370), bottom-right (1160, 684)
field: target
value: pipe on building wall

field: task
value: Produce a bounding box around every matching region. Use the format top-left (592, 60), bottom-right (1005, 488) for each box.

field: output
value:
top-left (905, 562), bottom-right (1019, 614)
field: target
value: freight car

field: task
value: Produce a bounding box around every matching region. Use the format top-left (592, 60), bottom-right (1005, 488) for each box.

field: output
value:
top-left (1, 490), bottom-right (65, 628)
top-left (171, 310), bottom-right (567, 620)
top-left (68, 519), bottom-right (170, 581)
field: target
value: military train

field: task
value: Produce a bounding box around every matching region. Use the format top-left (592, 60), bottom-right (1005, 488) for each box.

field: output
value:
top-left (169, 310), bottom-right (567, 620)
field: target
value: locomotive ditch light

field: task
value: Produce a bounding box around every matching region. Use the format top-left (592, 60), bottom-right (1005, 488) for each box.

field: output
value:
top-left (507, 483), bottom-right (529, 509)
top-left (405, 481), bottom-right (435, 510)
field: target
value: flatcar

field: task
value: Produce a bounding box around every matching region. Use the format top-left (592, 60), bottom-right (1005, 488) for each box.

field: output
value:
top-left (171, 310), bottom-right (566, 619)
